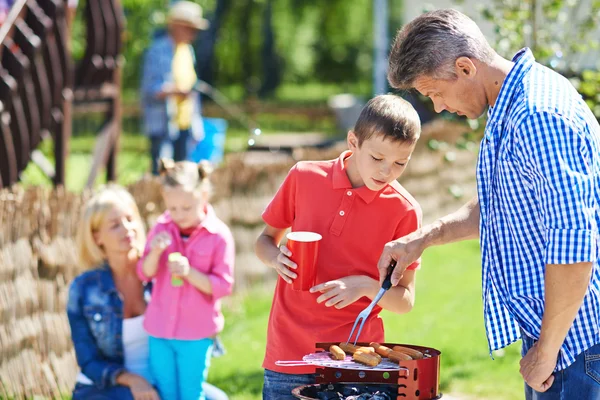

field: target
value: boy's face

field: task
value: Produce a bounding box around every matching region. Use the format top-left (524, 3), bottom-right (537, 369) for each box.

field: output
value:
top-left (348, 131), bottom-right (416, 191)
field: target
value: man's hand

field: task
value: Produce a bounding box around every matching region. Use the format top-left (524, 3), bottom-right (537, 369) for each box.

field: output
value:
top-left (377, 234), bottom-right (425, 286)
top-left (519, 341), bottom-right (557, 392)
top-left (156, 83), bottom-right (190, 100)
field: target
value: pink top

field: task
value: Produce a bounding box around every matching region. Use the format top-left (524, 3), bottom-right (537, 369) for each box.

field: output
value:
top-left (137, 205), bottom-right (235, 340)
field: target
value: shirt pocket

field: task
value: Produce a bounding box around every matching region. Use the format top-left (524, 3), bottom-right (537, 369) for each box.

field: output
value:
top-left (585, 343), bottom-right (600, 385)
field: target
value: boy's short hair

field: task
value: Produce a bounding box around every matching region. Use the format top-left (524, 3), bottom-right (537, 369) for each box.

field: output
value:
top-left (353, 94), bottom-right (421, 145)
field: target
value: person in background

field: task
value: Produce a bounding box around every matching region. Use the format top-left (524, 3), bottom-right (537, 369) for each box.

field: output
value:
top-left (67, 185), bottom-right (159, 400)
top-left (140, 1), bottom-right (207, 175)
top-left (139, 159), bottom-right (235, 400)
top-left (67, 184), bottom-right (230, 400)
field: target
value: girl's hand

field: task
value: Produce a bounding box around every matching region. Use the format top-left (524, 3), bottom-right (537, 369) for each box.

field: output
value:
top-left (270, 245), bottom-right (297, 284)
top-left (310, 276), bottom-right (375, 309)
top-left (168, 255), bottom-right (191, 277)
top-left (150, 232), bottom-right (171, 254)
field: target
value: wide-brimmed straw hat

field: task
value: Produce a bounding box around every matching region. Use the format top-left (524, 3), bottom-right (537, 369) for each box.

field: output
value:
top-left (167, 1), bottom-right (209, 31)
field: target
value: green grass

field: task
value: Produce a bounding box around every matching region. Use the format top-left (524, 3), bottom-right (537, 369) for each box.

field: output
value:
top-left (19, 128), bottom-right (280, 191)
top-left (208, 241), bottom-right (523, 400)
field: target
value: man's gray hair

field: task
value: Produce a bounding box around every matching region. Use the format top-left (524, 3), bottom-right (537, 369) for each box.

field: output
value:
top-left (388, 9), bottom-right (495, 89)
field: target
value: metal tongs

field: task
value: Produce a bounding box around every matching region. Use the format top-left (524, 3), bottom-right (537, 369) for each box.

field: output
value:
top-left (346, 260), bottom-right (397, 345)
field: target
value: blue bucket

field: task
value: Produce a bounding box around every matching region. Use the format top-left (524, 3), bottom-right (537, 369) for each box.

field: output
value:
top-left (190, 118), bottom-right (228, 165)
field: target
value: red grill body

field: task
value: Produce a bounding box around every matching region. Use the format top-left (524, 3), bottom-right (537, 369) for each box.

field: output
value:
top-left (312, 342), bottom-right (441, 400)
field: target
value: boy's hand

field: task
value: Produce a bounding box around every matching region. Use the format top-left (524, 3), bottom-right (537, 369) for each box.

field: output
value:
top-left (310, 276), bottom-right (375, 309)
top-left (271, 245), bottom-right (297, 284)
top-left (150, 232), bottom-right (172, 254)
top-left (168, 255), bottom-right (191, 277)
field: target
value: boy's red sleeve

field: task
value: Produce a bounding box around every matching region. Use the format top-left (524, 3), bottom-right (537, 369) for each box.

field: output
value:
top-left (394, 202), bottom-right (423, 271)
top-left (262, 164), bottom-right (299, 229)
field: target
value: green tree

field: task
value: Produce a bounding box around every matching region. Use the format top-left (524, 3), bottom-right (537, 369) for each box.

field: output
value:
top-left (471, 0), bottom-right (600, 117)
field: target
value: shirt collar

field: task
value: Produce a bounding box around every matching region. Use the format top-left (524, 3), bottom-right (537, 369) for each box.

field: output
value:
top-left (157, 204), bottom-right (220, 234)
top-left (332, 151), bottom-right (383, 204)
top-left (487, 48), bottom-right (535, 127)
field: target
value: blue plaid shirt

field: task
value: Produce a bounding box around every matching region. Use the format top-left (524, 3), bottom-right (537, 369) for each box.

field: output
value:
top-left (477, 48), bottom-right (600, 370)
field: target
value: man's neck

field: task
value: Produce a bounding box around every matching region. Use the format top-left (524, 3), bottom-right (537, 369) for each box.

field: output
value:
top-left (482, 54), bottom-right (515, 107)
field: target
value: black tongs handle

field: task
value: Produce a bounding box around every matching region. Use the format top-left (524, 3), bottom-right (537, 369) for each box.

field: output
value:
top-left (381, 260), bottom-right (397, 290)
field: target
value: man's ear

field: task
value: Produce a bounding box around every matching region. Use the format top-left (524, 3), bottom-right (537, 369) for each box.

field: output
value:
top-left (455, 56), bottom-right (477, 78)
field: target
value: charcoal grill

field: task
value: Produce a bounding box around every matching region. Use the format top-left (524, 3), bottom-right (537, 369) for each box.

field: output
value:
top-left (292, 342), bottom-right (442, 400)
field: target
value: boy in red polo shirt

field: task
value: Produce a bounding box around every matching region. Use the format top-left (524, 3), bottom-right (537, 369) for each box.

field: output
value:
top-left (255, 94), bottom-right (422, 399)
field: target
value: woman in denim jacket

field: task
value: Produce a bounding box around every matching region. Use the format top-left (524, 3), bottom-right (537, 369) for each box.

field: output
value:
top-left (67, 185), bottom-right (160, 400)
top-left (67, 185), bottom-right (230, 400)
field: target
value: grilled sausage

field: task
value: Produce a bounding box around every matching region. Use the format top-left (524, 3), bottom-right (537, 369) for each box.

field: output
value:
top-left (387, 350), bottom-right (413, 362)
top-left (357, 347), bottom-right (381, 362)
top-left (329, 345), bottom-right (346, 360)
top-left (392, 345), bottom-right (424, 359)
top-left (369, 342), bottom-right (393, 357)
top-left (338, 343), bottom-right (379, 359)
top-left (338, 343), bottom-right (359, 354)
top-left (353, 350), bottom-right (381, 367)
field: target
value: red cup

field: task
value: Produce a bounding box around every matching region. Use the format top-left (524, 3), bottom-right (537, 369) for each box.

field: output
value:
top-left (286, 231), bottom-right (322, 291)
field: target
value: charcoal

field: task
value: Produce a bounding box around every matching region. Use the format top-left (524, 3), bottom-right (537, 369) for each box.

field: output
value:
top-left (315, 392), bottom-right (343, 400)
top-left (341, 386), bottom-right (360, 396)
top-left (370, 393), bottom-right (392, 400)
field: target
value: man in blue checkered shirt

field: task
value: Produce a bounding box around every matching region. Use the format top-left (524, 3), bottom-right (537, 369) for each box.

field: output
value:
top-left (379, 9), bottom-right (600, 399)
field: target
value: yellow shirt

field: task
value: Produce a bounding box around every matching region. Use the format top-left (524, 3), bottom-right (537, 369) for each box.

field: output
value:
top-left (172, 43), bottom-right (197, 130)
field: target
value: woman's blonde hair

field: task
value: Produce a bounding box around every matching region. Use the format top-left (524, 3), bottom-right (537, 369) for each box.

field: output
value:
top-left (76, 185), bottom-right (146, 269)
top-left (159, 158), bottom-right (214, 194)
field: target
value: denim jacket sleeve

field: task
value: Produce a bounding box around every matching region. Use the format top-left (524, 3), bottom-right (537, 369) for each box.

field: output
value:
top-left (66, 276), bottom-right (125, 389)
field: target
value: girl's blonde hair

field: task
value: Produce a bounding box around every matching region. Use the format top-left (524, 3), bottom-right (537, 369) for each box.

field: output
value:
top-left (76, 185), bottom-right (146, 269)
top-left (159, 158), bottom-right (214, 193)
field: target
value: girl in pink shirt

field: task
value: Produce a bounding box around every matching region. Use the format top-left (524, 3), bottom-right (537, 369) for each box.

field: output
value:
top-left (138, 159), bottom-right (235, 400)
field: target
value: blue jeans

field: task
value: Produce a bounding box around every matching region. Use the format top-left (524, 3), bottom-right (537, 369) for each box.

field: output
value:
top-left (522, 333), bottom-right (600, 399)
top-left (149, 336), bottom-right (213, 400)
top-left (72, 383), bottom-right (134, 400)
top-left (72, 382), bottom-right (227, 400)
top-left (262, 369), bottom-right (316, 400)
top-left (149, 129), bottom-right (191, 175)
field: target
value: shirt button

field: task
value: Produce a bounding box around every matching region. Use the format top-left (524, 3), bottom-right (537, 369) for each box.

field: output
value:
top-left (339, 211), bottom-right (345, 216)
top-left (93, 313), bottom-right (102, 322)
top-left (347, 191), bottom-right (352, 196)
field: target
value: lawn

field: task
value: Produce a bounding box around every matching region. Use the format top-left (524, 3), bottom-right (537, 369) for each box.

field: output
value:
top-left (208, 240), bottom-right (524, 400)
top-left (19, 129), bottom-right (266, 191)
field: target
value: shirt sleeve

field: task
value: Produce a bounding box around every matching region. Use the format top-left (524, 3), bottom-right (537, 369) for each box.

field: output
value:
top-left (393, 202), bottom-right (423, 271)
top-left (66, 278), bottom-right (125, 388)
top-left (208, 228), bottom-right (236, 300)
top-left (518, 111), bottom-right (598, 265)
top-left (261, 164), bottom-right (299, 229)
